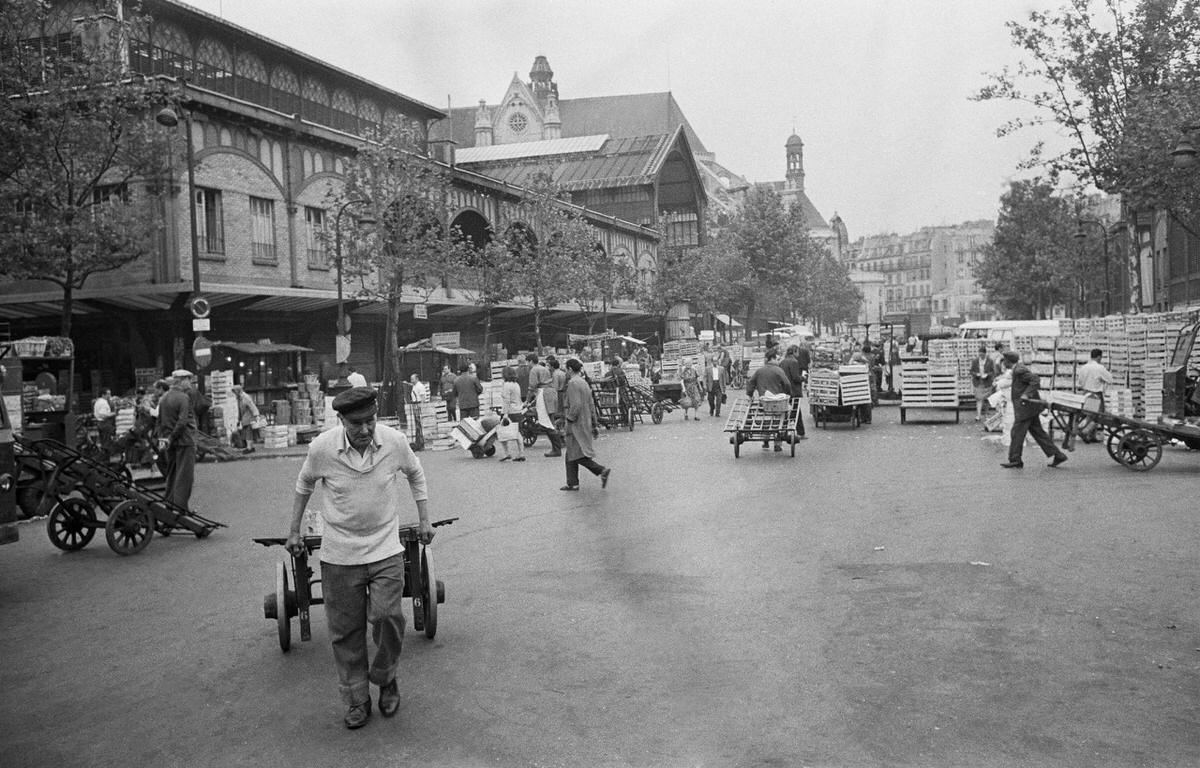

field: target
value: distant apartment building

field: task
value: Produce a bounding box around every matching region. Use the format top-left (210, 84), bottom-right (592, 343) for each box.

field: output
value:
top-left (847, 220), bottom-right (997, 329)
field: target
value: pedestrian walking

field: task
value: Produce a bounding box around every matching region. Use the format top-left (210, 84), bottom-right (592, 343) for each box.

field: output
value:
top-left (439, 364), bottom-right (458, 423)
top-left (704, 356), bottom-right (728, 418)
top-left (680, 360), bottom-right (703, 421)
top-left (232, 384), bottom-right (260, 452)
top-left (155, 370), bottom-right (197, 509)
top-left (452, 363), bottom-right (482, 419)
top-left (286, 387), bottom-right (434, 729)
top-left (969, 343), bottom-right (997, 422)
top-left (527, 355), bottom-right (565, 457)
top-left (560, 358), bottom-right (611, 491)
top-left (1000, 351), bottom-right (1068, 469)
top-left (496, 366), bottom-right (526, 462)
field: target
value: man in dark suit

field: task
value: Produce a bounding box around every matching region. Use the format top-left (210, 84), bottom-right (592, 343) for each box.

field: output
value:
top-left (1001, 351), bottom-right (1068, 469)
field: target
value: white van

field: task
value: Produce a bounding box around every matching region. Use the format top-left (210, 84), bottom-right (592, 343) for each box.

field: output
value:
top-left (957, 320), bottom-right (1061, 344)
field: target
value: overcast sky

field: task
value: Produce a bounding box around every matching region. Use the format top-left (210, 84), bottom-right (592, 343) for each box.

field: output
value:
top-left (183, 0), bottom-right (1067, 239)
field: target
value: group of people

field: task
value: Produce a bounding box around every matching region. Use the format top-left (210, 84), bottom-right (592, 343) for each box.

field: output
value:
top-left (970, 340), bottom-right (1114, 469)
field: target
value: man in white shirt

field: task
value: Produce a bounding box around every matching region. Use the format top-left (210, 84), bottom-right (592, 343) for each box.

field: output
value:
top-left (287, 387), bottom-right (434, 729)
top-left (92, 388), bottom-right (115, 446)
top-left (345, 366), bottom-right (368, 388)
top-left (1075, 348), bottom-right (1114, 442)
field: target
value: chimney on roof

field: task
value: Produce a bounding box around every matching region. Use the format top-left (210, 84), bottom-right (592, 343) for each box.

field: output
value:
top-left (474, 100), bottom-right (493, 147)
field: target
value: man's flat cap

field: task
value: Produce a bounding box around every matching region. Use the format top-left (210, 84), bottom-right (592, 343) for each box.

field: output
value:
top-left (1002, 351), bottom-right (1020, 365)
top-left (332, 386), bottom-right (377, 414)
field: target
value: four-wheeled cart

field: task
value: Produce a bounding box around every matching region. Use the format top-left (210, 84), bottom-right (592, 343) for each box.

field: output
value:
top-left (253, 517), bottom-right (456, 652)
top-left (1040, 392), bottom-right (1200, 472)
top-left (590, 379), bottom-right (638, 431)
top-left (722, 396), bottom-right (805, 457)
top-left (17, 436), bottom-right (225, 555)
top-left (808, 366), bottom-right (871, 428)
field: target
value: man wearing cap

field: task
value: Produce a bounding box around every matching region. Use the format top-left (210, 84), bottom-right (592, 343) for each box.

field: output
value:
top-left (1001, 351), bottom-right (1068, 469)
top-left (287, 386), bottom-right (434, 729)
top-left (155, 370), bottom-right (197, 509)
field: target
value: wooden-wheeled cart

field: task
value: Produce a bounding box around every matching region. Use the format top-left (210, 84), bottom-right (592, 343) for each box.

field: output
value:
top-left (253, 517), bottom-right (456, 652)
top-left (722, 396), bottom-right (804, 457)
top-left (16, 436), bottom-right (225, 555)
top-left (1041, 392), bottom-right (1200, 472)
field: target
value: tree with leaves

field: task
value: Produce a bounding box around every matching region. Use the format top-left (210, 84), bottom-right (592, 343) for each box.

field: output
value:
top-left (803, 249), bottom-right (862, 333)
top-left (0, 0), bottom-right (173, 336)
top-left (455, 237), bottom-right (513, 369)
top-left (975, 0), bottom-right (1200, 232)
top-left (333, 122), bottom-right (469, 411)
top-left (573, 242), bottom-right (636, 335)
top-left (976, 179), bottom-right (1078, 319)
top-left (495, 171), bottom-right (597, 352)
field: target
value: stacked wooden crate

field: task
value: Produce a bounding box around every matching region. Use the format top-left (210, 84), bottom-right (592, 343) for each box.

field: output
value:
top-left (837, 364), bottom-right (872, 406)
top-left (807, 368), bottom-right (840, 407)
top-left (900, 360), bottom-right (958, 408)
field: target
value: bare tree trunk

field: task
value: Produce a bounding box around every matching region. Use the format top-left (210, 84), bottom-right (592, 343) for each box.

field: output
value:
top-left (61, 283), bottom-right (74, 337)
top-left (384, 267), bottom-right (404, 417)
top-left (533, 298), bottom-right (544, 354)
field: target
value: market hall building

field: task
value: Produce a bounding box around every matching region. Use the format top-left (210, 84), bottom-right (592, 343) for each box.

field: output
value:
top-left (0, 0), bottom-right (671, 399)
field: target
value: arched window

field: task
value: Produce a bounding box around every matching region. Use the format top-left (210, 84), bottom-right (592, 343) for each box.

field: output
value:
top-left (357, 99), bottom-right (381, 136)
top-left (150, 21), bottom-right (190, 79)
top-left (270, 66), bottom-right (300, 115)
top-left (301, 76), bottom-right (330, 126)
top-left (235, 52), bottom-right (268, 105)
top-left (194, 38), bottom-right (233, 94)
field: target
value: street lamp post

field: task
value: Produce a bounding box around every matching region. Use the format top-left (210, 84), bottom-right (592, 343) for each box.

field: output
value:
top-left (332, 199), bottom-right (374, 366)
top-left (1075, 218), bottom-right (1111, 316)
top-left (1170, 123), bottom-right (1200, 167)
top-left (155, 88), bottom-right (210, 378)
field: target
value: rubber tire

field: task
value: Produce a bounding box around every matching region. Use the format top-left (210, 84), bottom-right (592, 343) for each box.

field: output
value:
top-left (420, 547), bottom-right (437, 639)
top-left (627, 408), bottom-right (635, 431)
top-left (734, 433), bottom-right (740, 458)
top-left (104, 500), bottom-right (154, 556)
top-left (790, 433), bottom-right (796, 456)
top-left (47, 497), bottom-right (97, 551)
top-left (652, 404), bottom-right (664, 424)
top-left (276, 561), bottom-right (291, 652)
top-left (1116, 429), bottom-right (1162, 471)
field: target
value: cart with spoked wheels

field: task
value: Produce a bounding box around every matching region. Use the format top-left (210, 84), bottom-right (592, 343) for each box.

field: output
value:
top-left (626, 381), bottom-right (673, 425)
top-left (807, 366), bottom-right (871, 429)
top-left (590, 380), bottom-right (638, 431)
top-left (722, 395), bottom-right (805, 458)
top-left (253, 517), bottom-right (457, 652)
top-left (1038, 391), bottom-right (1200, 472)
top-left (17, 436), bottom-right (225, 555)
top-left (649, 381), bottom-right (683, 424)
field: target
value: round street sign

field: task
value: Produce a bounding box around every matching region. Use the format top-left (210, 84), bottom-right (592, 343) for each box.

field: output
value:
top-left (190, 296), bottom-right (211, 319)
top-left (192, 334), bottom-right (212, 368)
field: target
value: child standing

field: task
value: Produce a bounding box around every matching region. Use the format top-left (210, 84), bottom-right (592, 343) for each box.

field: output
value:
top-left (497, 366), bottom-right (526, 462)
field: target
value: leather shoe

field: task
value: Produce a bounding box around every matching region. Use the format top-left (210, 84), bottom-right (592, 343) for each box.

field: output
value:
top-left (1000, 461), bottom-right (1024, 469)
top-left (1048, 454), bottom-right (1068, 468)
top-left (344, 699), bottom-right (372, 729)
top-left (378, 679), bottom-right (400, 718)
top-left (544, 451), bottom-right (562, 458)
top-left (559, 485), bottom-right (579, 491)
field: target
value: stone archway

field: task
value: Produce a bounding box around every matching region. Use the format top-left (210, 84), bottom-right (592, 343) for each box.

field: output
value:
top-left (451, 209), bottom-right (492, 249)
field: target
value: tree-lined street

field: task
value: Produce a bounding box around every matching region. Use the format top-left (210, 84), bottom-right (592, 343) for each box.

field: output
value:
top-left (3, 408), bottom-right (1198, 767)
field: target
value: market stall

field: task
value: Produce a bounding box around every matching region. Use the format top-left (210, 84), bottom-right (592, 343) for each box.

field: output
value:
top-left (1, 336), bottom-right (78, 446)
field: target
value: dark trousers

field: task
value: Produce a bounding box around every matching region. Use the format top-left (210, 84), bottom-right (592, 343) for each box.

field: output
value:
top-left (165, 444), bottom-right (195, 509)
top-left (542, 426), bottom-right (563, 451)
top-left (1008, 413), bottom-right (1063, 463)
top-left (459, 406), bottom-right (480, 418)
top-left (321, 553), bottom-right (405, 706)
top-left (565, 455), bottom-right (606, 487)
top-left (708, 388), bottom-right (723, 416)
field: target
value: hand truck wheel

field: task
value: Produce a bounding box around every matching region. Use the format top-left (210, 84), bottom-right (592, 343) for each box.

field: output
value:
top-left (46, 497), bottom-right (98, 551)
top-left (104, 500), bottom-right (154, 556)
top-left (415, 546), bottom-right (438, 639)
top-left (651, 403), bottom-right (664, 424)
top-left (275, 560), bottom-right (293, 652)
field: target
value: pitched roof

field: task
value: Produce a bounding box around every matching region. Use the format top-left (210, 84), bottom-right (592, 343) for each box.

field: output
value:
top-left (455, 134), bottom-right (609, 164)
top-left (430, 91), bottom-right (706, 153)
top-left (456, 133), bottom-right (675, 191)
top-left (760, 181), bottom-right (832, 233)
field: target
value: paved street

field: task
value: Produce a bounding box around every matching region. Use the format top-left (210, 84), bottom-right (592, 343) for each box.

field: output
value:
top-left (2, 401), bottom-right (1199, 768)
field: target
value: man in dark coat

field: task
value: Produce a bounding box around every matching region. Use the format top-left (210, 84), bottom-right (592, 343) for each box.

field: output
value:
top-left (452, 363), bottom-right (483, 418)
top-left (778, 346), bottom-right (807, 436)
top-left (156, 369), bottom-right (197, 509)
top-left (1001, 351), bottom-right (1068, 469)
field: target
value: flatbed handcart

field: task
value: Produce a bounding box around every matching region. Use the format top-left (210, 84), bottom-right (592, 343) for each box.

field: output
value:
top-left (722, 395), bottom-right (804, 458)
top-left (253, 517), bottom-right (456, 652)
top-left (1039, 391), bottom-right (1200, 472)
top-left (627, 381), bottom-right (677, 424)
top-left (590, 379), bottom-right (638, 431)
top-left (16, 436), bottom-right (226, 555)
top-left (808, 365), bottom-right (872, 428)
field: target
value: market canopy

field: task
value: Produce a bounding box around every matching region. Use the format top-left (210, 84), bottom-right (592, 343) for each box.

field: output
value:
top-left (617, 335), bottom-right (646, 345)
top-left (400, 338), bottom-right (475, 355)
top-left (714, 313), bottom-right (743, 327)
top-left (211, 341), bottom-right (313, 354)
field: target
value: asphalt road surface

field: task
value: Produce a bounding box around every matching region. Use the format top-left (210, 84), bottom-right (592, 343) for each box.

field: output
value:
top-left (2, 401), bottom-right (1199, 768)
